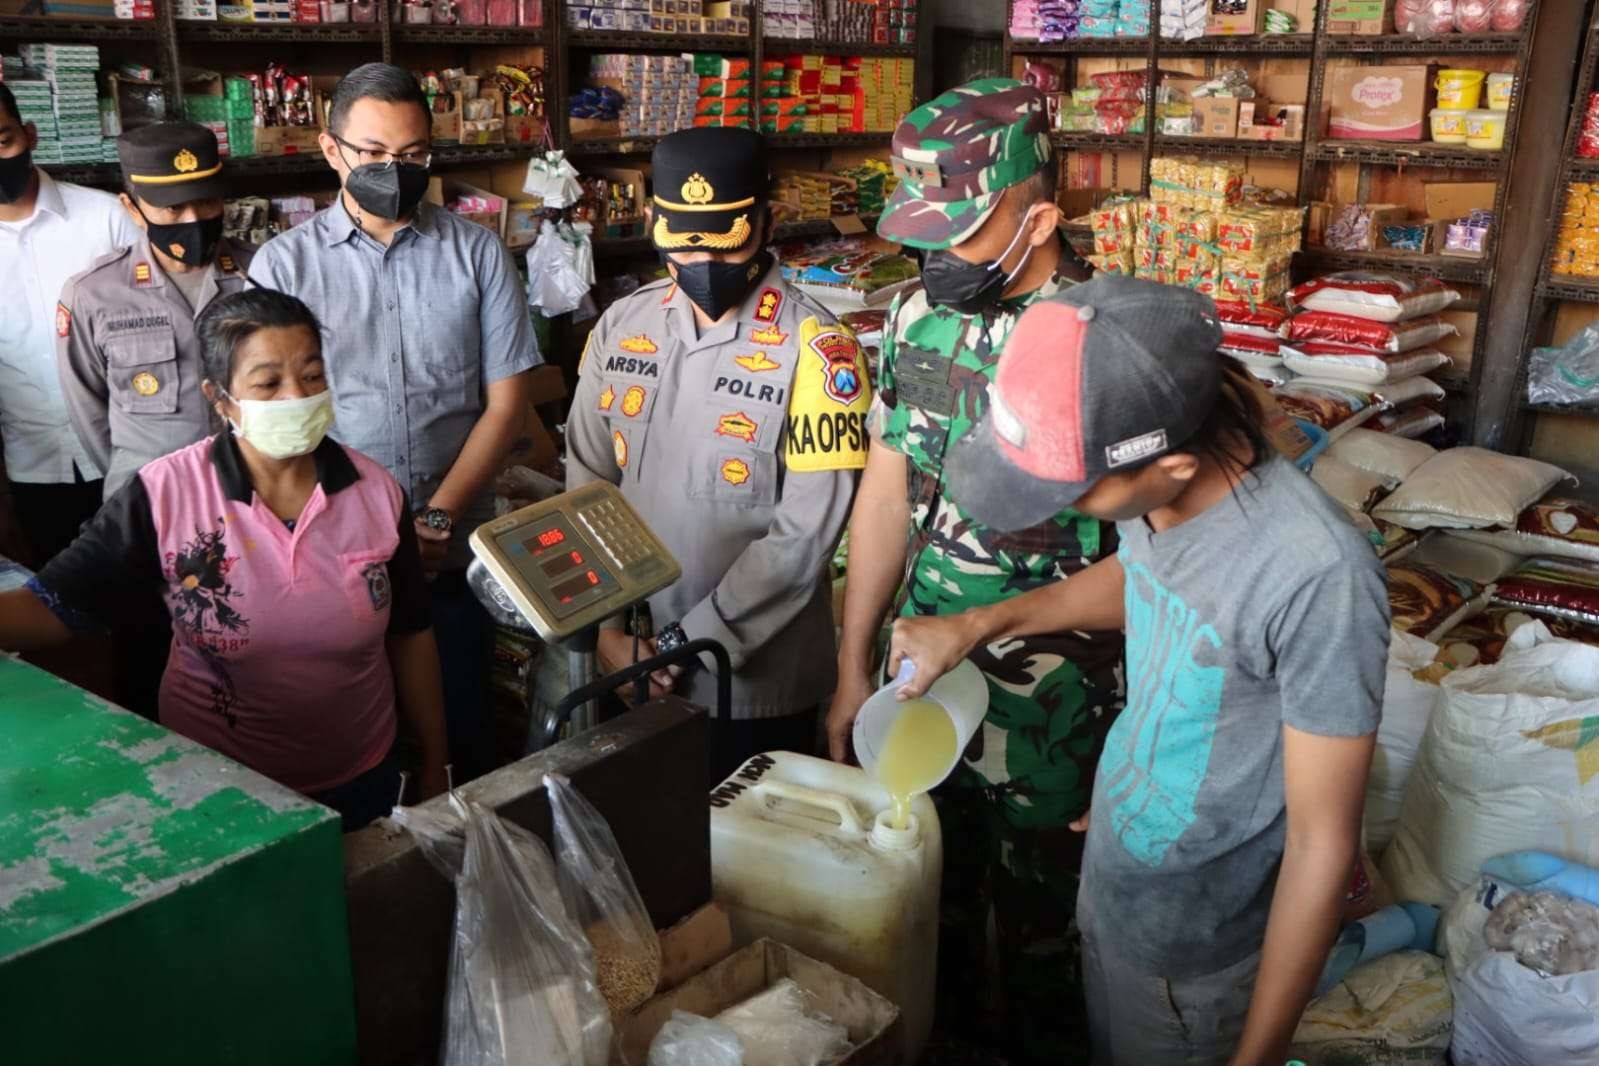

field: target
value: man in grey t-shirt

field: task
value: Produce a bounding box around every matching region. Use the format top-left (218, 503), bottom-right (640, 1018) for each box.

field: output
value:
top-left (888, 276), bottom-right (1389, 1066)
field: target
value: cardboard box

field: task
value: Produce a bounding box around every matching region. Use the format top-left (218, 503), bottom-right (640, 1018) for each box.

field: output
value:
top-left (253, 124), bottom-right (321, 156)
top-left (1206, 0), bottom-right (1265, 35)
top-left (657, 902), bottom-right (734, 991)
top-left (1269, 0), bottom-right (1316, 32)
top-left (1317, 202), bottom-right (1409, 250)
top-left (500, 365), bottom-right (566, 471)
top-left (1194, 97), bottom-right (1241, 138)
top-left (1239, 101), bottom-right (1305, 141)
top-left (1424, 181), bottom-right (1497, 221)
top-left (618, 940), bottom-right (902, 1066)
top-left (1326, 0), bottom-right (1391, 33)
top-left (586, 165), bottom-right (647, 239)
top-left (1326, 64), bottom-right (1432, 141)
top-left (569, 116), bottom-right (621, 140)
top-left (504, 200), bottom-right (542, 249)
top-left (426, 176), bottom-right (506, 240)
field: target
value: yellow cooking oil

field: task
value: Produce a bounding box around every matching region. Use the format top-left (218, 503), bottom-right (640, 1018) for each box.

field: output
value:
top-left (875, 698), bottom-right (958, 829)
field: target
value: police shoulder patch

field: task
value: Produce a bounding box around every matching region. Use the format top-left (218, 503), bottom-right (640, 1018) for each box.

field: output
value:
top-left (56, 303), bottom-right (71, 338)
top-left (785, 316), bottom-right (871, 473)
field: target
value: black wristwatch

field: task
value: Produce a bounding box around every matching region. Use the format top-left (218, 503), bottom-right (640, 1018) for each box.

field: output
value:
top-left (418, 506), bottom-right (454, 533)
top-left (655, 621), bottom-right (688, 656)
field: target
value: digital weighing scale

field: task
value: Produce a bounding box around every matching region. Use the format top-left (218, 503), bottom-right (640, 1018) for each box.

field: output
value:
top-left (468, 482), bottom-right (693, 749)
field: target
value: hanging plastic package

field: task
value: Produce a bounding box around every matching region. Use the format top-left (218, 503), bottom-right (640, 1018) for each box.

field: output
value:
top-left (524, 149), bottom-right (583, 208)
top-left (391, 794), bottom-right (613, 1066)
top-left (544, 773), bottom-right (663, 1016)
top-left (1526, 324), bottom-right (1599, 407)
top-left (527, 219), bottom-right (593, 318)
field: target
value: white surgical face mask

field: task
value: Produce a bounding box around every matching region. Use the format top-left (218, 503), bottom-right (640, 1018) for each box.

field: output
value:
top-left (223, 389), bottom-right (335, 459)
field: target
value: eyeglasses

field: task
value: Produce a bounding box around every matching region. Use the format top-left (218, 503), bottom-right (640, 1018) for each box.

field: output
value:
top-left (332, 134), bottom-right (432, 169)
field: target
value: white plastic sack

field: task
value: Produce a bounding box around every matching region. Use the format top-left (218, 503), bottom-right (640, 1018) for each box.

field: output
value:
top-left (1451, 950), bottom-right (1599, 1066)
top-left (1291, 950), bottom-right (1452, 1066)
top-left (1366, 629), bottom-right (1442, 856)
top-left (647, 1012), bottom-right (743, 1066)
top-left (523, 150), bottom-right (583, 208)
top-left (1381, 622), bottom-right (1599, 906)
top-left (1438, 873), bottom-right (1519, 979)
top-left (527, 220), bottom-right (592, 318)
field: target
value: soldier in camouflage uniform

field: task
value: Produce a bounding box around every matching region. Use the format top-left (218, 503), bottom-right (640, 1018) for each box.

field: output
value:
top-left (825, 78), bottom-right (1124, 1063)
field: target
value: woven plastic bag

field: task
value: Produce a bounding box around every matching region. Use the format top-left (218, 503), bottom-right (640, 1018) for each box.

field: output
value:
top-left (391, 795), bottom-right (613, 1066)
top-left (545, 773), bottom-right (663, 1015)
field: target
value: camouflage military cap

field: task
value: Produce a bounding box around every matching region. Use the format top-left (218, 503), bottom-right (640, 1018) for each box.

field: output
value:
top-left (876, 78), bottom-right (1052, 252)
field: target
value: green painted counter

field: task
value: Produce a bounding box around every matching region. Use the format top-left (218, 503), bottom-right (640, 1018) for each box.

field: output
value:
top-left (0, 657), bottom-right (358, 1064)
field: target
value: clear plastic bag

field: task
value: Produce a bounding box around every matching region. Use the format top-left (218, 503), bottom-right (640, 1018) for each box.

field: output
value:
top-left (1527, 325), bottom-right (1599, 407)
top-left (1396, 0), bottom-right (1454, 35)
top-left (527, 220), bottom-right (592, 318)
top-left (713, 979), bottom-right (851, 1066)
top-left (647, 1012), bottom-right (744, 1066)
top-left (392, 795), bottom-right (614, 1066)
top-left (545, 773), bottom-right (663, 1015)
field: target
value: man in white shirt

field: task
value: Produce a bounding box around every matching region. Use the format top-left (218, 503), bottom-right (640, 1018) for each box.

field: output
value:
top-left (0, 83), bottom-right (138, 565)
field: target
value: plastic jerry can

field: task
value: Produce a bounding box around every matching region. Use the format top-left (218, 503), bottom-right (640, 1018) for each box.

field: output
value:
top-left (709, 751), bottom-right (942, 1063)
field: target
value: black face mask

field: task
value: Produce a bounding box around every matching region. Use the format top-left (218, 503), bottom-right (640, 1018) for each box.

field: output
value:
top-left (0, 150), bottom-right (33, 204)
top-left (919, 206), bottom-right (1040, 315)
top-left (345, 161), bottom-right (431, 222)
top-left (144, 212), bottom-right (224, 268)
top-left (672, 250), bottom-right (771, 322)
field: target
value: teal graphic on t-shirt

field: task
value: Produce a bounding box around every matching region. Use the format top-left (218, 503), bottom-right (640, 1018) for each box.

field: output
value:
top-left (1100, 559), bottom-right (1225, 867)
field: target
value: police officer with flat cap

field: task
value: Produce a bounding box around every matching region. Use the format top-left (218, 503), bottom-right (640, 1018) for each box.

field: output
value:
top-left (57, 120), bottom-right (253, 501)
top-left (566, 126), bottom-right (873, 783)
top-left (55, 120), bottom-right (252, 722)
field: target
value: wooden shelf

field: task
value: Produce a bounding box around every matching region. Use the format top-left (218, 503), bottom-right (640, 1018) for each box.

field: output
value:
top-left (1310, 140), bottom-right (1503, 170)
top-left (1322, 32), bottom-right (1527, 55)
top-left (392, 23), bottom-right (544, 44)
top-left (1297, 247), bottom-right (1489, 284)
top-left (176, 20), bottom-right (382, 42)
top-left (1154, 134), bottom-right (1302, 157)
top-left (0, 13), bottom-right (158, 39)
top-left (761, 37), bottom-right (915, 56)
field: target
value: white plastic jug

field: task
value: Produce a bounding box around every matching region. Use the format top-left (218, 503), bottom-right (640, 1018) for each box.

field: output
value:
top-left (853, 658), bottom-right (989, 791)
top-left (709, 751), bottom-right (942, 1064)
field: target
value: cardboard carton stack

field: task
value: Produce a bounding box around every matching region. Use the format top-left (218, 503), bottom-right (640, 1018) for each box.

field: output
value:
top-left (21, 44), bottom-right (105, 166)
top-left (589, 53), bottom-right (701, 137)
top-left (1, 67), bottom-right (61, 164)
top-left (693, 54), bottom-right (753, 130)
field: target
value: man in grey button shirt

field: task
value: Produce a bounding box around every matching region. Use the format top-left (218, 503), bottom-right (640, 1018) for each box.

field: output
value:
top-left (249, 63), bottom-right (538, 779)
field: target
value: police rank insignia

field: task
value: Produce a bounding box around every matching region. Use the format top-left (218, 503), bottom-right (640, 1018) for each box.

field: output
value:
top-left (218, 254), bottom-right (237, 273)
top-left (714, 411), bottom-right (759, 444)
top-left (613, 430), bottom-right (629, 469)
top-left (55, 303), bottom-right (71, 338)
top-left (618, 334), bottom-right (659, 355)
top-left (134, 263), bottom-right (153, 286)
top-left (753, 288), bottom-right (782, 323)
top-left (131, 372), bottom-right (161, 397)
top-left (749, 325), bottom-right (788, 346)
top-left (621, 386), bottom-right (647, 417)
top-left (720, 458), bottom-right (751, 485)
top-left (734, 352), bottom-right (781, 373)
top-left (598, 384), bottom-right (616, 411)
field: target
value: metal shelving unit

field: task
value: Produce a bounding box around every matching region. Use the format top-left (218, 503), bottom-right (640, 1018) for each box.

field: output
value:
top-left (0, 13), bottom-right (159, 39)
top-left (1002, 0), bottom-right (1549, 441)
top-left (1512, 12), bottom-right (1599, 448)
top-left (175, 20), bottom-right (382, 42)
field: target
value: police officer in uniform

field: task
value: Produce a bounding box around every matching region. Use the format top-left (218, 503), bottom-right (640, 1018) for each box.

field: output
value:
top-left (566, 126), bottom-right (872, 783)
top-left (58, 121), bottom-right (252, 500)
top-left (55, 121), bottom-right (250, 721)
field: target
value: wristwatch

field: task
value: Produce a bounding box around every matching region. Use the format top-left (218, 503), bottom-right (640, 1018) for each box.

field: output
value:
top-left (655, 621), bottom-right (688, 656)
top-left (419, 506), bottom-right (454, 533)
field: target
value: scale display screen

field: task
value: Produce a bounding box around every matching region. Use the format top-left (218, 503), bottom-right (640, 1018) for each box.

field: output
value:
top-left (497, 514), bottom-right (615, 620)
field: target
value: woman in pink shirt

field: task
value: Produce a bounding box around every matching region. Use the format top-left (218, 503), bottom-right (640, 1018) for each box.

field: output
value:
top-left (1, 288), bottom-right (448, 829)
